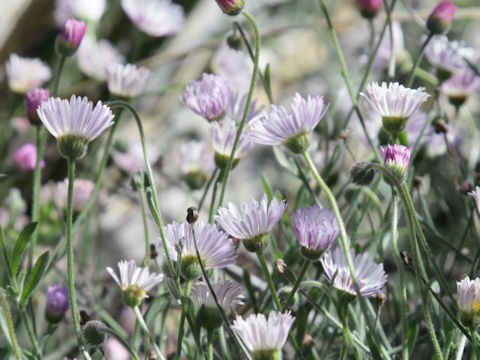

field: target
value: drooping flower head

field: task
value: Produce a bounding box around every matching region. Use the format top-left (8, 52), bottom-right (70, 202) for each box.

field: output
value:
top-left (441, 68), bottom-right (480, 108)
top-left (294, 205), bottom-right (339, 260)
top-left (183, 73), bottom-right (232, 121)
top-left (121, 0), bottom-right (185, 37)
top-left (468, 186), bottom-right (480, 215)
top-left (106, 63), bottom-right (151, 99)
top-left (6, 54), bottom-right (52, 94)
top-left (356, 0), bottom-right (382, 19)
top-left (37, 95), bottom-right (114, 161)
top-left (106, 259), bottom-right (164, 307)
top-left (56, 19), bottom-right (87, 57)
top-left (232, 311), bottom-right (295, 360)
top-left (249, 93), bottom-right (329, 154)
top-left (163, 221), bottom-right (237, 280)
top-left (14, 143), bottom-right (44, 172)
top-left (361, 82), bottom-right (429, 135)
top-left (54, 178), bottom-right (95, 213)
top-left (380, 144), bottom-right (411, 184)
top-left (320, 247), bottom-right (388, 298)
top-left (178, 140), bottom-right (215, 190)
top-left (191, 280), bottom-right (244, 330)
top-left (457, 276), bottom-right (480, 328)
top-left (427, 1), bottom-right (456, 35)
top-left (215, 0), bottom-right (245, 16)
top-left (215, 193), bottom-right (287, 252)
top-left (210, 119), bottom-right (255, 169)
top-left (45, 284), bottom-right (69, 323)
top-left (26, 88), bottom-right (50, 125)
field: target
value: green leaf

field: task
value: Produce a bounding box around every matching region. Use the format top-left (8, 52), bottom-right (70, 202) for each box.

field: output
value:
top-left (366, 332), bottom-right (382, 360)
top-left (19, 251), bottom-right (49, 307)
top-left (261, 175), bottom-right (273, 202)
top-left (273, 146), bottom-right (299, 176)
top-left (165, 278), bottom-right (181, 300)
top-left (11, 222), bottom-right (38, 276)
top-left (407, 321), bottom-right (419, 353)
top-left (0, 226), bottom-right (13, 280)
top-left (264, 63), bottom-right (271, 90)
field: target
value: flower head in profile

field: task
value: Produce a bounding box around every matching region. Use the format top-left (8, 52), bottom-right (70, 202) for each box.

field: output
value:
top-left (249, 93), bottom-right (329, 154)
top-left (361, 82), bottom-right (429, 134)
top-left (14, 143), bottom-right (44, 172)
top-left (183, 73), bottom-right (232, 121)
top-left (106, 63), bottom-right (150, 99)
top-left (294, 205), bottom-right (339, 260)
top-left (163, 221), bottom-right (237, 280)
top-left (215, 0), bottom-right (245, 16)
top-left (56, 19), bottom-right (87, 56)
top-left (77, 38), bottom-right (126, 81)
top-left (210, 119), bottom-right (254, 169)
top-left (380, 144), bottom-right (411, 184)
top-left (468, 186), bottom-right (480, 215)
top-left (457, 276), bottom-right (480, 327)
top-left (45, 284), bottom-right (69, 323)
top-left (178, 140), bottom-right (215, 190)
top-left (356, 0), bottom-right (382, 19)
top-left (232, 311), bottom-right (295, 359)
top-left (37, 95), bottom-right (114, 161)
top-left (215, 194), bottom-right (287, 252)
top-left (26, 88), bottom-right (50, 125)
top-left (6, 54), bottom-right (52, 94)
top-left (106, 259), bottom-right (164, 307)
top-left (321, 247), bottom-right (387, 298)
top-left (441, 68), bottom-right (480, 108)
top-left (427, 0), bottom-right (456, 35)
top-left (121, 0), bottom-right (185, 37)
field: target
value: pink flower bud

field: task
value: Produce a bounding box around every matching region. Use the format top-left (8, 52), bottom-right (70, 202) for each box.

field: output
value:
top-left (56, 19), bottom-right (87, 57)
top-left (215, 0), bottom-right (245, 16)
top-left (427, 1), bottom-right (456, 35)
top-left (13, 143), bottom-right (45, 172)
top-left (26, 88), bottom-right (50, 126)
top-left (356, 0), bottom-right (383, 19)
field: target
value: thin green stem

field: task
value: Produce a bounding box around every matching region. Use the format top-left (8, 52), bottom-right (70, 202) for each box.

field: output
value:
top-left (20, 306), bottom-right (42, 358)
top-left (217, 9), bottom-right (260, 209)
top-left (133, 306), bottom-right (166, 360)
top-left (423, 294), bottom-right (443, 359)
top-left (256, 251), bottom-right (282, 311)
top-left (0, 290), bottom-right (22, 360)
top-left (198, 168), bottom-right (218, 213)
top-left (139, 186), bottom-right (151, 266)
top-left (406, 33), bottom-right (433, 88)
top-left (207, 330), bottom-right (214, 360)
top-left (66, 160), bottom-right (85, 351)
top-left (284, 258), bottom-right (311, 311)
top-left (97, 326), bottom-right (140, 360)
top-left (473, 328), bottom-right (479, 360)
top-left (341, 309), bottom-right (360, 359)
top-left (456, 334), bottom-right (467, 360)
top-left (209, 174), bottom-right (222, 223)
top-left (52, 55), bottom-right (67, 97)
top-left (176, 279), bottom-right (192, 360)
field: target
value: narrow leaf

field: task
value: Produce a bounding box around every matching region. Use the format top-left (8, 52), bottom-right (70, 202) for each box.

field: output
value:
top-left (19, 251), bottom-right (49, 307)
top-left (11, 222), bottom-right (38, 276)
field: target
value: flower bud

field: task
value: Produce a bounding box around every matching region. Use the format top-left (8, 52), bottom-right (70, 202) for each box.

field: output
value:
top-left (180, 255), bottom-right (203, 280)
top-left (45, 285), bottom-right (69, 323)
top-left (14, 143), bottom-right (44, 172)
top-left (215, 0), bottom-right (245, 16)
top-left (197, 305), bottom-right (224, 331)
top-left (356, 0), bottom-right (383, 19)
top-left (275, 259), bottom-right (288, 276)
top-left (427, 1), bottom-right (456, 35)
top-left (186, 207), bottom-right (199, 224)
top-left (82, 320), bottom-right (106, 346)
top-left (56, 19), bottom-right (87, 57)
top-left (26, 88), bottom-right (50, 126)
top-left (350, 162), bottom-right (375, 186)
top-left (380, 145), bottom-right (411, 184)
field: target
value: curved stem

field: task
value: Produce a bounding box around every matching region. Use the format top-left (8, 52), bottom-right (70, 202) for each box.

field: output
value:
top-left (97, 326), bottom-right (140, 360)
top-left (217, 9), bottom-right (260, 209)
top-left (52, 55), bottom-right (66, 97)
top-left (20, 307), bottom-right (42, 358)
top-left (406, 33), bottom-right (433, 88)
top-left (133, 306), bottom-right (166, 360)
top-left (176, 280), bottom-right (192, 360)
top-left (284, 258), bottom-right (311, 311)
top-left (139, 186), bottom-right (151, 266)
top-left (0, 290), bottom-right (22, 360)
top-left (256, 251), bottom-right (282, 311)
top-left (207, 330), bottom-right (214, 360)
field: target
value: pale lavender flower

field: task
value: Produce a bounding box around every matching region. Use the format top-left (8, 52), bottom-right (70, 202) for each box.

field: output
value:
top-left (226, 92), bottom-right (264, 123)
top-left (215, 0), bottom-right (245, 16)
top-left (183, 73), bottom-right (232, 121)
top-left (45, 284), bottom-right (69, 323)
top-left (232, 311), bottom-right (295, 357)
top-left (361, 82), bottom-right (429, 134)
top-left (373, 21), bottom-right (404, 72)
top-left (179, 140), bottom-right (215, 190)
top-left (214, 193), bottom-right (287, 252)
top-left (53, 0), bottom-right (106, 25)
top-left (26, 88), bottom-right (50, 125)
top-left (121, 0), bottom-right (185, 37)
top-left (457, 276), bottom-right (480, 327)
top-left (106, 63), bottom-right (150, 99)
top-left (441, 68), bottom-right (480, 107)
top-left (77, 37), bottom-right (125, 81)
top-left (321, 247), bottom-right (387, 298)
top-left (294, 205), bottom-right (339, 260)
top-left (106, 259), bottom-right (164, 307)
top-left (191, 280), bottom-right (244, 311)
top-left (6, 54), bottom-right (52, 94)
top-left (212, 44), bottom-right (252, 92)
top-left (14, 143), bottom-right (44, 172)
top-left (55, 178), bottom-right (95, 213)
top-left (104, 338), bottom-right (130, 360)
top-left (380, 144), bottom-right (411, 183)
top-left (163, 221), bottom-right (237, 279)
top-left (210, 119), bottom-right (255, 169)
top-left (58, 19), bottom-right (87, 50)
top-left (468, 186), bottom-right (480, 215)
top-left (249, 93), bottom-right (329, 154)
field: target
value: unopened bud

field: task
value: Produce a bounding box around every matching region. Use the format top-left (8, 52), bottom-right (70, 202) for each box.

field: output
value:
top-left (350, 162), bottom-right (375, 186)
top-left (82, 320), bottom-right (106, 346)
top-left (186, 207), bottom-right (199, 224)
top-left (302, 334), bottom-right (315, 350)
top-left (432, 117), bottom-right (448, 134)
top-left (356, 0), bottom-right (382, 19)
top-left (275, 259), bottom-right (288, 276)
top-left (427, 1), bottom-right (456, 35)
top-left (150, 244), bottom-right (159, 259)
top-left (375, 292), bottom-right (386, 309)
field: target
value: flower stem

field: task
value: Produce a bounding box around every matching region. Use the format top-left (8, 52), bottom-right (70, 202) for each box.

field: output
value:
top-left (133, 306), bottom-right (166, 360)
top-left (284, 258), bottom-right (311, 311)
top-left (20, 302), bottom-right (42, 358)
top-left (256, 251), bottom-right (282, 311)
top-left (52, 55), bottom-right (66, 97)
top-left (217, 9), bottom-right (260, 209)
top-left (198, 168), bottom-right (218, 213)
top-left (406, 33), bottom-right (433, 88)
top-left (456, 334), bottom-right (467, 360)
top-left (0, 289), bottom-right (22, 360)
top-left (176, 279), bottom-right (192, 360)
top-left (66, 159), bottom-right (85, 351)
top-left (139, 185), bottom-right (151, 266)
top-left (96, 326), bottom-right (140, 360)
top-left (207, 329), bottom-right (214, 360)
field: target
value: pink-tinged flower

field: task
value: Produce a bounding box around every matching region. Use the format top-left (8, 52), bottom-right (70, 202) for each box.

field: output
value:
top-left (468, 186), bottom-right (480, 215)
top-left (179, 140), bottom-right (215, 190)
top-left (294, 205), bottom-right (339, 260)
top-left (107, 259), bottom-right (164, 307)
top-left (361, 82), bottom-right (429, 134)
top-left (356, 0), bottom-right (382, 19)
top-left (77, 37), bottom-right (126, 81)
top-left (227, 92), bottom-right (264, 123)
top-left (55, 178), bottom-right (95, 213)
top-left (5, 54), bottom-right (52, 94)
top-left (53, 0), bottom-right (107, 25)
top-left (441, 68), bottom-right (480, 108)
top-left (26, 88), bottom-right (50, 126)
top-left (45, 284), bottom-right (69, 323)
top-left (56, 19), bottom-right (87, 57)
top-left (232, 311), bottom-right (295, 357)
top-left (14, 143), bottom-right (44, 172)
top-left (121, 0), bottom-right (185, 37)
top-left (214, 193), bottom-right (287, 252)
top-left (37, 95), bottom-right (114, 160)
top-left (210, 119), bottom-right (255, 169)
top-left (427, 1), bottom-right (456, 35)
top-left (380, 144), bottom-right (411, 183)
top-left (215, 0), bottom-right (245, 16)
top-left (183, 73), bottom-right (232, 121)
top-left (104, 338), bottom-right (130, 360)
top-left (106, 63), bottom-right (150, 99)
top-left (163, 221), bottom-right (237, 279)
top-left (249, 93), bottom-right (329, 154)
top-left (457, 276), bottom-right (480, 327)
top-left (321, 247), bottom-right (388, 298)
top-left (212, 45), bottom-right (252, 92)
